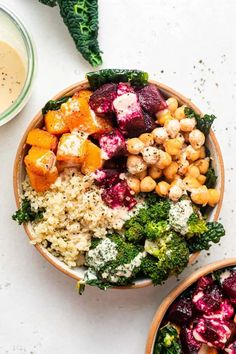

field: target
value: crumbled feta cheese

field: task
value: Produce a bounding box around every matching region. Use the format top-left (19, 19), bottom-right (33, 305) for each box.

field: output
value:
top-left (169, 199), bottom-right (193, 235)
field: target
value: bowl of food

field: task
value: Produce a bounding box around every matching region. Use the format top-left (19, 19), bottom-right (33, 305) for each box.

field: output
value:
top-left (0, 5), bottom-right (36, 126)
top-left (13, 69), bottom-right (225, 292)
top-left (146, 258), bottom-right (236, 354)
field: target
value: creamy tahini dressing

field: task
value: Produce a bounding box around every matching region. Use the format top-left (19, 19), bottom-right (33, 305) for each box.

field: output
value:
top-left (0, 41), bottom-right (26, 114)
top-left (169, 199), bottom-right (193, 235)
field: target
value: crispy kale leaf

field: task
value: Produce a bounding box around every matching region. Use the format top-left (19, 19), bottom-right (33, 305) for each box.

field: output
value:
top-left (154, 323), bottom-right (182, 354)
top-left (184, 107), bottom-right (216, 135)
top-left (42, 96), bottom-right (71, 115)
top-left (57, 0), bottom-right (102, 67)
top-left (87, 69), bottom-right (149, 90)
top-left (12, 198), bottom-right (45, 225)
top-left (39, 0), bottom-right (57, 7)
top-left (186, 221), bottom-right (225, 253)
top-left (205, 167), bottom-right (217, 188)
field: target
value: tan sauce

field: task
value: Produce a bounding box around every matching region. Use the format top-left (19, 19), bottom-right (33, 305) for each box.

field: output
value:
top-left (0, 41), bottom-right (26, 114)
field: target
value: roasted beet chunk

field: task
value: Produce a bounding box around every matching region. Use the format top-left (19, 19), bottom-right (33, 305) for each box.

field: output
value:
top-left (224, 340), bottom-right (236, 353)
top-left (222, 270), bottom-right (236, 305)
top-left (103, 156), bottom-right (127, 171)
top-left (196, 275), bottom-right (214, 290)
top-left (137, 84), bottom-right (167, 114)
top-left (204, 299), bottom-right (234, 320)
top-left (180, 327), bottom-right (201, 354)
top-left (167, 297), bottom-right (193, 326)
top-left (93, 169), bottom-right (121, 188)
top-left (89, 83), bottom-right (117, 114)
top-left (192, 284), bottom-right (224, 314)
top-left (192, 317), bottom-right (236, 349)
top-left (102, 180), bottom-right (137, 210)
top-left (99, 129), bottom-right (126, 160)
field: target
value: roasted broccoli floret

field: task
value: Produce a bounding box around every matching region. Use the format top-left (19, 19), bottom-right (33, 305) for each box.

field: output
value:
top-left (84, 234), bottom-right (145, 288)
top-left (141, 254), bottom-right (169, 285)
top-left (205, 167), bottom-right (217, 188)
top-left (148, 199), bottom-right (171, 221)
top-left (145, 220), bottom-right (170, 241)
top-left (154, 323), bottom-right (182, 354)
top-left (124, 220), bottom-right (144, 243)
top-left (184, 107), bottom-right (216, 136)
top-left (186, 221), bottom-right (225, 253)
top-left (12, 198), bottom-right (45, 225)
top-left (143, 232), bottom-right (189, 285)
top-left (186, 213), bottom-right (208, 238)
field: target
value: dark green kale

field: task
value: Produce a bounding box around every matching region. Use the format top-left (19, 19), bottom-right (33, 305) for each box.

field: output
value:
top-left (186, 213), bottom-right (208, 238)
top-left (12, 198), bottom-right (45, 225)
top-left (184, 107), bottom-right (216, 135)
top-left (205, 167), bottom-right (217, 188)
top-left (186, 221), bottom-right (225, 253)
top-left (57, 0), bottom-right (102, 67)
top-left (39, 0), bottom-right (57, 6)
top-left (86, 69), bottom-right (149, 90)
top-left (42, 96), bottom-right (71, 115)
top-left (154, 323), bottom-right (182, 354)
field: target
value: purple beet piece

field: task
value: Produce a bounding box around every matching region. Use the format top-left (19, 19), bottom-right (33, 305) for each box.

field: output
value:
top-left (204, 299), bottom-right (234, 320)
top-left (137, 84), bottom-right (167, 114)
top-left (167, 297), bottom-right (193, 326)
top-left (102, 180), bottom-right (137, 210)
top-left (99, 129), bottom-right (126, 160)
top-left (89, 83), bottom-right (118, 114)
top-left (180, 327), bottom-right (201, 354)
top-left (117, 82), bottom-right (134, 95)
top-left (103, 156), bottom-right (127, 171)
top-left (192, 317), bottom-right (236, 349)
top-left (196, 275), bottom-right (214, 290)
top-left (224, 341), bottom-right (236, 353)
top-left (222, 270), bottom-right (236, 305)
top-left (192, 284), bottom-right (224, 314)
top-left (93, 169), bottom-right (121, 188)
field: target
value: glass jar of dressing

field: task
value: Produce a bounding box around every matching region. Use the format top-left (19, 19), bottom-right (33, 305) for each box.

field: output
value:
top-left (0, 5), bottom-right (36, 126)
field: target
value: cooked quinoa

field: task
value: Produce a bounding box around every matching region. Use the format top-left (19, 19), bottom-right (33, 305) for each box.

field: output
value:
top-left (22, 168), bottom-right (140, 267)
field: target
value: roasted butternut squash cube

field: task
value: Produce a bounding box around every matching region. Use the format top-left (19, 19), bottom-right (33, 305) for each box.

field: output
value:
top-left (56, 160), bottom-right (81, 173)
top-left (45, 109), bottom-right (69, 135)
top-left (24, 147), bottom-right (57, 176)
top-left (26, 167), bottom-right (58, 192)
top-left (26, 128), bottom-right (58, 150)
top-left (81, 141), bottom-right (103, 174)
top-left (57, 132), bottom-right (87, 163)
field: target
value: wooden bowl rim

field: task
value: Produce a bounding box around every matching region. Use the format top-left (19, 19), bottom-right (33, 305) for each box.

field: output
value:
top-left (145, 258), bottom-right (236, 354)
top-left (13, 79), bottom-right (225, 289)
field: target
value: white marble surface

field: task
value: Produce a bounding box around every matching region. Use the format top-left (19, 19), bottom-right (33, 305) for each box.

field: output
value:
top-left (0, 0), bottom-right (236, 353)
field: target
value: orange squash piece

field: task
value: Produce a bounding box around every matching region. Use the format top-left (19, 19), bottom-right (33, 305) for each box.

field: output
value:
top-left (26, 128), bottom-right (58, 151)
top-left (26, 167), bottom-right (58, 192)
top-left (44, 110), bottom-right (69, 135)
top-left (56, 160), bottom-right (81, 173)
top-left (81, 141), bottom-right (103, 174)
top-left (24, 147), bottom-right (57, 176)
top-left (57, 132), bottom-right (87, 164)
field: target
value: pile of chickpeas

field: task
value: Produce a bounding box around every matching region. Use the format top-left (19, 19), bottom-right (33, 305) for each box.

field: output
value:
top-left (125, 97), bottom-right (220, 207)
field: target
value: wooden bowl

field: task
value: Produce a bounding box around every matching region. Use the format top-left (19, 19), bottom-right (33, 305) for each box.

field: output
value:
top-left (146, 258), bottom-right (236, 353)
top-left (13, 79), bottom-right (225, 289)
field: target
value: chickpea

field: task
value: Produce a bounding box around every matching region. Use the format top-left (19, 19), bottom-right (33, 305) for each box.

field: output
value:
top-left (185, 145), bottom-right (201, 161)
top-left (187, 165), bottom-right (200, 178)
top-left (170, 177), bottom-right (185, 190)
top-left (174, 105), bottom-right (186, 120)
top-left (127, 155), bottom-right (147, 175)
top-left (169, 185), bottom-right (183, 202)
top-left (126, 138), bottom-right (144, 155)
top-left (142, 146), bottom-right (161, 165)
top-left (139, 133), bottom-right (154, 147)
top-left (191, 186), bottom-right (209, 205)
top-left (208, 189), bottom-right (220, 207)
top-left (177, 156), bottom-right (189, 176)
top-left (156, 109), bottom-right (173, 126)
top-left (148, 165), bottom-right (162, 179)
top-left (134, 170), bottom-right (147, 180)
top-left (165, 119), bottom-right (180, 138)
top-left (152, 127), bottom-right (168, 144)
top-left (164, 138), bottom-right (183, 156)
top-left (140, 176), bottom-right (156, 192)
top-left (183, 175), bottom-right (201, 191)
top-left (189, 129), bottom-right (205, 150)
top-left (198, 174), bottom-right (207, 185)
top-left (155, 181), bottom-right (170, 197)
top-left (199, 146), bottom-right (206, 159)
top-left (194, 158), bottom-right (210, 174)
top-left (126, 176), bottom-right (141, 194)
top-left (180, 118), bottom-right (196, 132)
top-left (156, 151), bottom-right (172, 169)
top-left (166, 97), bottom-right (178, 113)
top-left (176, 133), bottom-right (185, 144)
top-left (163, 161), bottom-right (179, 181)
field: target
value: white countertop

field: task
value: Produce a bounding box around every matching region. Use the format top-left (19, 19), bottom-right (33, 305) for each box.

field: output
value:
top-left (0, 0), bottom-right (236, 353)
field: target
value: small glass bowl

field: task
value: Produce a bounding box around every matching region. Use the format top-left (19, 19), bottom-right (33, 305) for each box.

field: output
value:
top-left (0, 5), bottom-right (36, 126)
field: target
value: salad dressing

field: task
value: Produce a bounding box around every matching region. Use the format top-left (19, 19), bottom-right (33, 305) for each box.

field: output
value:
top-left (0, 41), bottom-right (26, 114)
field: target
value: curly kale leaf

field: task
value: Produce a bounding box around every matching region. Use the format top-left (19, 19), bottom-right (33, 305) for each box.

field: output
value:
top-left (57, 0), bottom-right (102, 67)
top-left (205, 167), bottom-right (217, 188)
top-left (186, 221), bottom-right (225, 253)
top-left (39, 0), bottom-right (57, 7)
top-left (184, 107), bottom-right (216, 135)
top-left (154, 323), bottom-right (182, 354)
top-left (12, 198), bottom-right (45, 225)
top-left (42, 96), bottom-right (71, 115)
